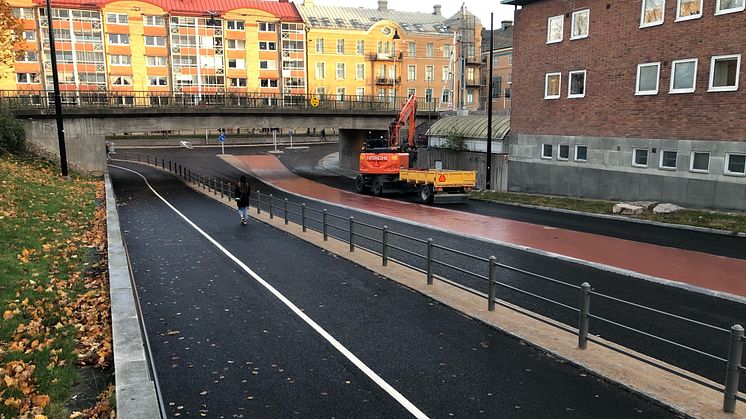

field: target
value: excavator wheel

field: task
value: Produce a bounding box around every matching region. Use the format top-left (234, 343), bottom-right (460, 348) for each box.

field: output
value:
top-left (372, 177), bottom-right (384, 197)
top-left (419, 184), bottom-right (434, 204)
top-left (355, 175), bottom-right (369, 194)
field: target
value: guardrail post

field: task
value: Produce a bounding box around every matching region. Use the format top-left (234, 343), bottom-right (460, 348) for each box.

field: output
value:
top-left (137, 153), bottom-right (140, 162)
top-left (219, 180), bottom-right (224, 198)
top-left (257, 192), bottom-right (261, 214)
top-left (382, 226), bottom-right (389, 266)
top-left (724, 324), bottom-right (744, 413)
top-left (488, 256), bottom-right (497, 311)
top-left (323, 210), bottom-right (328, 241)
top-left (349, 217), bottom-right (355, 252)
top-left (169, 160), bottom-right (172, 172)
top-left (301, 203), bottom-right (306, 232)
top-left (161, 158), bottom-right (164, 169)
top-left (426, 238), bottom-right (433, 285)
top-left (269, 194), bottom-right (274, 219)
top-left (178, 164), bottom-right (182, 177)
top-left (284, 199), bottom-right (288, 225)
top-left (578, 282), bottom-right (591, 349)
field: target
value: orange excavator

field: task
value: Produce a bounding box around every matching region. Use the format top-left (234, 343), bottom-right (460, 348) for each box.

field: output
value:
top-left (355, 95), bottom-right (476, 204)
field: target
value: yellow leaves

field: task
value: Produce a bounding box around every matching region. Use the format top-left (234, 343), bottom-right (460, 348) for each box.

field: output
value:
top-left (17, 248), bottom-right (34, 264)
top-left (32, 394), bottom-right (49, 408)
top-left (4, 374), bottom-right (14, 387)
top-left (3, 310), bottom-right (14, 320)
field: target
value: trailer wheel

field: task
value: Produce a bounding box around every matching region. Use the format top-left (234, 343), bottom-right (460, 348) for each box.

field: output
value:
top-left (419, 184), bottom-right (434, 204)
top-left (372, 177), bottom-right (384, 196)
top-left (354, 175), bottom-right (368, 194)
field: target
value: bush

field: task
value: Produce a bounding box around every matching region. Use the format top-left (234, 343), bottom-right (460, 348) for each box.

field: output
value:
top-left (0, 106), bottom-right (25, 153)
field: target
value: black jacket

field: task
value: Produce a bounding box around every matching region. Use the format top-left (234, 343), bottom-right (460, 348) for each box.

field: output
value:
top-left (234, 183), bottom-right (251, 207)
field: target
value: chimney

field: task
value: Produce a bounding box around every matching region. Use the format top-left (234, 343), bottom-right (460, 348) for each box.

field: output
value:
top-left (378, 0), bottom-right (387, 11)
top-left (433, 4), bottom-right (442, 16)
top-left (304, 0), bottom-right (314, 7)
top-left (501, 20), bottom-right (513, 30)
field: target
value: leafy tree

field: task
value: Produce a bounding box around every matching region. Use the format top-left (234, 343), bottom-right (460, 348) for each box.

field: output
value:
top-left (0, 0), bottom-right (23, 75)
top-left (0, 105), bottom-right (26, 153)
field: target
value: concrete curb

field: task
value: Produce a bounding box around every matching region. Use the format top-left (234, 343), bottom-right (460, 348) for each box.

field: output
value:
top-left (105, 173), bottom-right (161, 419)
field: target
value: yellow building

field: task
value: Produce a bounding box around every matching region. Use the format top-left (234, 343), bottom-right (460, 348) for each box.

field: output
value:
top-left (297, 0), bottom-right (482, 111)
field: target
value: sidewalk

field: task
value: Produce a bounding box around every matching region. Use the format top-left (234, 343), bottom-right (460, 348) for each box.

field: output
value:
top-left (225, 154), bottom-right (746, 302)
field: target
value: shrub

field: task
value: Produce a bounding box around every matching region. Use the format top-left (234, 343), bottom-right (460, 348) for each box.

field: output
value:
top-left (0, 105), bottom-right (25, 153)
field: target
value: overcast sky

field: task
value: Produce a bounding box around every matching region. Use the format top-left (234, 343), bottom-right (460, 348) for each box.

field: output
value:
top-left (297, 0), bottom-right (517, 29)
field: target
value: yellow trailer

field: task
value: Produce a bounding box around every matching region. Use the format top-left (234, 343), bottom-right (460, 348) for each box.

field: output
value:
top-left (398, 169), bottom-right (477, 204)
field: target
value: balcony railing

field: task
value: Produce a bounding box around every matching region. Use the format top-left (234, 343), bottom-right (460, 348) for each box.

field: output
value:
top-left (374, 77), bottom-right (401, 86)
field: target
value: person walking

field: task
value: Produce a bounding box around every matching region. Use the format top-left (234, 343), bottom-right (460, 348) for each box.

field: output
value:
top-left (234, 175), bottom-right (251, 225)
top-left (320, 128), bottom-right (326, 142)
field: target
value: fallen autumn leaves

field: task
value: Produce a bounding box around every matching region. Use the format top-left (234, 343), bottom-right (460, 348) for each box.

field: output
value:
top-left (0, 155), bottom-right (114, 418)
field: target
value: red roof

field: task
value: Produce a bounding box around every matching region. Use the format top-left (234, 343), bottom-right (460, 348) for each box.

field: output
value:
top-left (33, 0), bottom-right (302, 20)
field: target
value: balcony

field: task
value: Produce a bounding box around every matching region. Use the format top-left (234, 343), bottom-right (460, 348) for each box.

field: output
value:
top-left (375, 77), bottom-right (401, 85)
top-left (466, 79), bottom-right (482, 87)
top-left (368, 52), bottom-right (403, 61)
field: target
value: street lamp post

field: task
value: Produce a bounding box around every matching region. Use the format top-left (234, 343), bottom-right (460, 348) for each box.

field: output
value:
top-left (44, 0), bottom-right (68, 176)
top-left (392, 30), bottom-right (400, 108)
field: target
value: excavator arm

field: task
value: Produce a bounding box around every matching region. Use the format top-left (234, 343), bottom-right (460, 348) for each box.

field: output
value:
top-left (388, 94), bottom-right (418, 150)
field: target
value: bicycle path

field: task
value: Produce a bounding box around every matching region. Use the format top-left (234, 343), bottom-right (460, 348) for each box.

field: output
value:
top-left (224, 154), bottom-right (746, 301)
top-left (109, 162), bottom-right (675, 418)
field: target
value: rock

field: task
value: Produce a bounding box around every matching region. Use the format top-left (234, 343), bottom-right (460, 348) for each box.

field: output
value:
top-left (653, 203), bottom-right (684, 214)
top-left (612, 203), bottom-right (644, 215)
top-left (629, 201), bottom-right (658, 210)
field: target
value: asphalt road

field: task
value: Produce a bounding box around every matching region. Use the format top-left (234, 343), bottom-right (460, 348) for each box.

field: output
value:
top-left (113, 146), bottom-right (746, 391)
top-left (110, 162), bottom-right (676, 418)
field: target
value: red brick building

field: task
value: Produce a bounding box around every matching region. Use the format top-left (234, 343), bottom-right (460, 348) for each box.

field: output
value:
top-left (503, 0), bottom-right (746, 210)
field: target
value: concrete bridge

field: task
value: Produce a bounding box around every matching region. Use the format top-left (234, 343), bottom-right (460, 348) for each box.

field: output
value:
top-left (6, 92), bottom-right (438, 173)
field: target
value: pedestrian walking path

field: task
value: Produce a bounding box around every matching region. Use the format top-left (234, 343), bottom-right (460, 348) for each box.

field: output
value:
top-left (226, 154), bottom-right (746, 300)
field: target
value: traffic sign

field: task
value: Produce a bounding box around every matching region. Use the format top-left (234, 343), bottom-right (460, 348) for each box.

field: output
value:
top-left (218, 133), bottom-right (225, 142)
top-left (310, 96), bottom-right (320, 107)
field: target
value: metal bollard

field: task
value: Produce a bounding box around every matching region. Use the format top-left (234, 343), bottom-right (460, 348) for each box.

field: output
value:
top-left (323, 210), bottom-right (328, 241)
top-left (301, 204), bottom-right (306, 232)
top-left (578, 282), bottom-right (591, 349)
top-left (137, 153), bottom-right (140, 162)
top-left (161, 158), bottom-right (164, 169)
top-left (349, 217), bottom-right (354, 252)
top-left (488, 256), bottom-right (497, 311)
top-left (426, 238), bottom-right (433, 285)
top-left (257, 192), bottom-right (261, 214)
top-left (284, 199), bottom-right (288, 225)
top-left (724, 324), bottom-right (744, 412)
top-left (219, 180), bottom-right (223, 198)
top-left (269, 194), bottom-right (274, 219)
top-left (382, 226), bottom-right (389, 266)
top-left (169, 160), bottom-right (172, 172)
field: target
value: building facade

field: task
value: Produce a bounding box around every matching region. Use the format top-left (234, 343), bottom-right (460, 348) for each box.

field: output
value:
top-left (480, 21), bottom-right (512, 113)
top-left (505, 0), bottom-right (746, 210)
top-left (1, 0), bottom-right (306, 104)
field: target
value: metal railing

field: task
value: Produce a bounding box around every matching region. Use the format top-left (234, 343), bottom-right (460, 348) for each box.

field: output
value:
top-left (121, 151), bottom-right (746, 413)
top-left (0, 90), bottom-right (440, 113)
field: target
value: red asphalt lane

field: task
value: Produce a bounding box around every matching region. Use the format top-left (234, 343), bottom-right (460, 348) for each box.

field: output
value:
top-left (231, 154), bottom-right (746, 299)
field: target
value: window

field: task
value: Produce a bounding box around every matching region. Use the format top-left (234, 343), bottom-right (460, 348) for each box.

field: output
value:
top-left (109, 54), bottom-right (131, 65)
top-left (316, 38), bottom-right (324, 53)
top-left (425, 88), bottom-right (433, 103)
top-left (23, 30), bottom-right (35, 41)
top-left (356, 63), bottom-right (365, 80)
top-left (112, 76), bottom-right (133, 86)
top-left (633, 149), bottom-right (649, 167)
top-left (641, 0), bottom-right (665, 27)
top-left (259, 41), bottom-right (276, 51)
top-left (114, 96), bottom-right (134, 106)
top-left (660, 150), bottom-right (678, 170)
top-left (228, 59), bottom-right (246, 69)
top-left (666, 59), bottom-right (698, 94)
top-left (571, 9), bottom-right (589, 39)
top-left (442, 90), bottom-right (451, 103)
top-left (16, 73), bottom-right (39, 84)
top-left (108, 34), bottom-right (130, 45)
top-left (407, 88), bottom-right (416, 98)
top-left (12, 8), bottom-right (34, 19)
top-left (676, 0), bottom-right (702, 20)
top-left (467, 67), bottom-right (475, 83)
top-left (568, 70), bottom-right (586, 98)
top-left (636, 62), bottom-right (660, 95)
top-left (690, 151), bottom-right (710, 172)
top-left (408, 42), bottom-right (416, 57)
top-left (336, 87), bottom-right (345, 101)
top-left (145, 56), bottom-right (167, 66)
top-left (542, 144), bottom-right (553, 159)
top-left (316, 87), bottom-right (326, 98)
top-left (575, 145), bottom-right (588, 162)
top-left (426, 43), bottom-right (433, 57)
top-left (558, 144), bottom-right (570, 160)
top-left (227, 39), bottom-right (245, 50)
top-left (229, 77), bottom-right (247, 87)
top-left (425, 65), bottom-right (434, 81)
top-left (545, 73), bottom-right (561, 99)
top-left (143, 15), bottom-right (164, 26)
top-left (260, 60), bottom-right (277, 70)
top-left (315, 62), bottom-right (325, 79)
top-left (442, 66), bottom-right (449, 82)
top-left (356, 87), bottom-right (365, 100)
top-left (227, 20), bottom-right (244, 30)
top-left (106, 13), bottom-right (128, 24)
top-left (709, 54), bottom-right (740, 92)
top-left (16, 51), bottom-right (38, 62)
top-left (725, 153), bottom-right (746, 176)
top-left (337, 39), bottom-right (344, 54)
top-left (716, 0), bottom-right (745, 15)
top-left (408, 65), bottom-right (416, 80)
top-left (336, 62), bottom-right (345, 79)
top-left (258, 22), bottom-right (276, 32)
top-left (260, 79), bottom-right (278, 88)
top-left (357, 40), bottom-right (364, 55)
top-left (147, 76), bottom-right (168, 86)
top-left (144, 36), bottom-right (166, 46)
top-left (547, 15), bottom-right (563, 43)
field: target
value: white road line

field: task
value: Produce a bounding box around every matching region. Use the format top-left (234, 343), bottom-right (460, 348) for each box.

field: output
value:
top-left (110, 164), bottom-right (429, 419)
